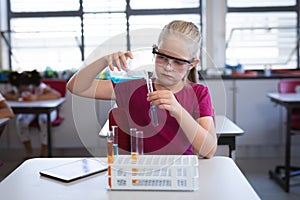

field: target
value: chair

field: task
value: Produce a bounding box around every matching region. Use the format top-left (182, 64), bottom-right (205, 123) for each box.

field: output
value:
top-left (108, 108), bottom-right (131, 154)
top-left (278, 80), bottom-right (300, 130)
top-left (42, 79), bottom-right (67, 126)
top-left (275, 80), bottom-right (300, 179)
top-left (29, 79), bottom-right (67, 128)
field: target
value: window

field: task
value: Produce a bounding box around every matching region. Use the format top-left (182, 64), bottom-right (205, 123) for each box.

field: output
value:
top-left (226, 1), bottom-right (299, 70)
top-left (10, 17), bottom-right (81, 71)
top-left (10, 0), bottom-right (79, 12)
top-left (130, 0), bottom-right (199, 9)
top-left (226, 12), bottom-right (297, 70)
top-left (129, 14), bottom-right (201, 50)
top-left (83, 13), bottom-right (127, 58)
top-left (2, 0), bottom-right (202, 72)
top-left (82, 0), bottom-right (125, 12)
top-left (227, 0), bottom-right (296, 8)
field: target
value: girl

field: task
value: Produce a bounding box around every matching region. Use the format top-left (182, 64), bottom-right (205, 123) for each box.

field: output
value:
top-left (67, 20), bottom-right (217, 158)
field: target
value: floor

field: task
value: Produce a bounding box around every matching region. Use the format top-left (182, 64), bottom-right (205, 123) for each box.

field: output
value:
top-left (236, 158), bottom-right (300, 200)
top-left (1, 149), bottom-right (300, 200)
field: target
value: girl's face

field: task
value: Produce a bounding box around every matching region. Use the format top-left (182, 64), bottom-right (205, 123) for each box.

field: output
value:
top-left (154, 37), bottom-right (194, 88)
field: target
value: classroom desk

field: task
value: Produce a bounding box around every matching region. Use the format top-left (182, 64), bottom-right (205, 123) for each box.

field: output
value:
top-left (0, 156), bottom-right (260, 200)
top-left (7, 98), bottom-right (66, 157)
top-left (267, 92), bottom-right (300, 192)
top-left (215, 116), bottom-right (244, 158)
top-left (0, 117), bottom-right (10, 130)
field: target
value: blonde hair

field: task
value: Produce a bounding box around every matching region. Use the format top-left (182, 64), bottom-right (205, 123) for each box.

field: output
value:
top-left (158, 20), bottom-right (201, 83)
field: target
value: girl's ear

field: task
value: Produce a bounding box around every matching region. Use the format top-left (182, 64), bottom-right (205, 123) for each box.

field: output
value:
top-left (189, 58), bottom-right (199, 70)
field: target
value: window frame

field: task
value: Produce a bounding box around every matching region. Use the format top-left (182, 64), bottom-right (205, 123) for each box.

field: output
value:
top-left (226, 1), bottom-right (300, 70)
top-left (2, 0), bottom-right (203, 72)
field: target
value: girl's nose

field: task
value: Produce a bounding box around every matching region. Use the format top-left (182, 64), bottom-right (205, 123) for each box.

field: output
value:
top-left (164, 61), bottom-right (173, 72)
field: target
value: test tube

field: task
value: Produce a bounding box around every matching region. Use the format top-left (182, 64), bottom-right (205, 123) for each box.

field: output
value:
top-left (130, 128), bottom-right (138, 160)
top-left (131, 129), bottom-right (144, 159)
top-left (107, 131), bottom-right (114, 163)
top-left (112, 126), bottom-right (118, 157)
top-left (106, 131), bottom-right (114, 188)
top-left (130, 129), bottom-right (143, 185)
top-left (136, 131), bottom-right (144, 155)
top-left (146, 78), bottom-right (159, 127)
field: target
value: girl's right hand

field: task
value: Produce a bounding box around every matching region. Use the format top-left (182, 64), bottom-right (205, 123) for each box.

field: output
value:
top-left (106, 51), bottom-right (134, 72)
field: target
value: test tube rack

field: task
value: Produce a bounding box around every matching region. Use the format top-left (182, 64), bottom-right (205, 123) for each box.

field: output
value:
top-left (108, 155), bottom-right (199, 191)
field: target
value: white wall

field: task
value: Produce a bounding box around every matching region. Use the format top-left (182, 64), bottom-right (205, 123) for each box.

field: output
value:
top-left (0, 0), bottom-right (4, 68)
top-left (202, 0), bottom-right (226, 70)
top-left (0, 0), bottom-right (9, 70)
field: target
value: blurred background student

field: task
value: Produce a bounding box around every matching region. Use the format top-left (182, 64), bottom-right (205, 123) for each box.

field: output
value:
top-left (4, 70), bottom-right (61, 159)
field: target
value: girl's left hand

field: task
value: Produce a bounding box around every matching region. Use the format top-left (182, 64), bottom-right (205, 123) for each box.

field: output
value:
top-left (147, 90), bottom-right (182, 117)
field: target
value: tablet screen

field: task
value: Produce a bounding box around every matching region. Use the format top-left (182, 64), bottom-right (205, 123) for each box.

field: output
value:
top-left (40, 158), bottom-right (107, 182)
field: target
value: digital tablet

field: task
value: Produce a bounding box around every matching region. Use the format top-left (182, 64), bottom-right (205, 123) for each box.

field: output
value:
top-left (39, 158), bottom-right (107, 182)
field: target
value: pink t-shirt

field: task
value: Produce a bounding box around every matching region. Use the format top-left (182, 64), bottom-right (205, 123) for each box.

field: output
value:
top-left (113, 78), bottom-right (213, 155)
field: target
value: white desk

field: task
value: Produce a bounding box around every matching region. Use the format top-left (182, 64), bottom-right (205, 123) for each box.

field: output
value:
top-left (0, 117), bottom-right (10, 129)
top-left (267, 92), bottom-right (300, 192)
top-left (0, 117), bottom-right (10, 135)
top-left (7, 98), bottom-right (66, 157)
top-left (268, 92), bottom-right (300, 103)
top-left (0, 117), bottom-right (9, 125)
top-left (215, 115), bottom-right (244, 135)
top-left (0, 156), bottom-right (260, 200)
top-left (215, 116), bottom-right (244, 158)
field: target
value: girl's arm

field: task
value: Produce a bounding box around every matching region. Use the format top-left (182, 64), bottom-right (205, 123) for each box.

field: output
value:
top-left (177, 110), bottom-right (217, 158)
top-left (36, 86), bottom-right (62, 101)
top-left (0, 100), bottom-right (14, 118)
top-left (148, 90), bottom-right (217, 158)
top-left (3, 90), bottom-right (20, 101)
top-left (67, 51), bottom-right (133, 100)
